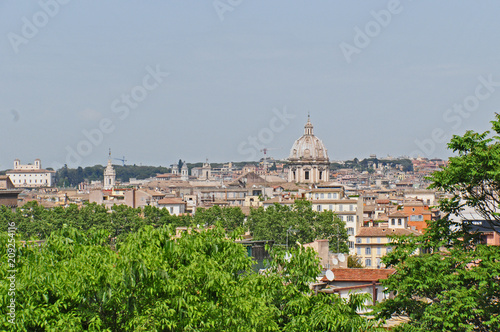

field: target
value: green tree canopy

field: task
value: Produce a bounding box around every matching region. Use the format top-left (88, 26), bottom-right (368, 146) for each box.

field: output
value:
top-left (376, 115), bottom-right (500, 331)
top-left (1, 225), bottom-right (382, 331)
top-left (247, 200), bottom-right (349, 253)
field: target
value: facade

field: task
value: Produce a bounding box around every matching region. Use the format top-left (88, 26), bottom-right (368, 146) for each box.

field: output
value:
top-left (7, 159), bottom-right (55, 188)
top-left (355, 227), bottom-right (420, 268)
top-left (402, 202), bottom-right (432, 232)
top-left (304, 186), bottom-right (364, 254)
top-left (180, 161), bottom-right (189, 181)
top-left (288, 116), bottom-right (330, 184)
top-left (0, 176), bottom-right (21, 207)
top-left (103, 153), bottom-right (116, 190)
top-left (158, 197), bottom-right (186, 215)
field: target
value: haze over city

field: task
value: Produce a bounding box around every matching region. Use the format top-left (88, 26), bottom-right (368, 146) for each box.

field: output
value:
top-left (2, 1), bottom-right (500, 169)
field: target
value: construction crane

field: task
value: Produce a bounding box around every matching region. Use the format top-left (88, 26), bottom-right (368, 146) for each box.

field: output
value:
top-left (114, 156), bottom-right (127, 166)
top-left (260, 147), bottom-right (281, 170)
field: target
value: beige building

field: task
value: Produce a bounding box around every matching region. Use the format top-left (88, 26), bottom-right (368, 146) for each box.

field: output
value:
top-left (288, 116), bottom-right (330, 184)
top-left (304, 185), bottom-right (364, 255)
top-left (7, 159), bottom-right (55, 188)
top-left (355, 227), bottom-right (420, 268)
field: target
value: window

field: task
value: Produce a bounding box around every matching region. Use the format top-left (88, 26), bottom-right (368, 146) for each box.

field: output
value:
top-left (377, 247), bottom-right (382, 255)
top-left (412, 208), bottom-right (415, 212)
top-left (366, 237), bottom-right (371, 244)
top-left (376, 258), bottom-right (381, 268)
top-left (357, 247), bottom-right (361, 255)
top-left (317, 205), bottom-right (322, 212)
top-left (305, 171), bottom-right (310, 180)
top-left (315, 194), bottom-right (319, 199)
top-left (365, 247), bottom-right (371, 255)
top-left (320, 193), bottom-right (324, 199)
top-left (348, 241), bottom-right (354, 249)
top-left (328, 193), bottom-right (332, 199)
top-left (338, 205), bottom-right (343, 212)
top-left (347, 227), bottom-right (354, 235)
top-left (350, 205), bottom-right (354, 211)
top-left (391, 219), bottom-right (396, 225)
top-left (410, 215), bottom-right (424, 221)
top-left (365, 259), bottom-right (372, 267)
top-left (387, 246), bottom-right (392, 253)
top-left (377, 237), bottom-right (381, 243)
top-left (356, 238), bottom-right (362, 244)
top-left (329, 204), bottom-right (333, 211)
top-left (398, 218), bottom-right (402, 225)
top-left (347, 216), bottom-right (354, 222)
top-left (333, 193), bottom-right (338, 199)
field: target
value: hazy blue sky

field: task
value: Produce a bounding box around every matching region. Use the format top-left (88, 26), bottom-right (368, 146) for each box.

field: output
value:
top-left (1, 1), bottom-right (500, 169)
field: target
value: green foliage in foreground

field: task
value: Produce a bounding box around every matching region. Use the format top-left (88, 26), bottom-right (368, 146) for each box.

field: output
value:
top-left (375, 115), bottom-right (500, 331)
top-left (1, 226), bottom-right (382, 331)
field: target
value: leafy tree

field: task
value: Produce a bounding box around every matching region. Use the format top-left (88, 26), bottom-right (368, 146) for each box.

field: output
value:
top-left (347, 254), bottom-right (363, 268)
top-left (193, 205), bottom-right (245, 232)
top-left (0, 225), bottom-right (380, 331)
top-left (375, 115), bottom-right (500, 332)
top-left (247, 200), bottom-right (349, 253)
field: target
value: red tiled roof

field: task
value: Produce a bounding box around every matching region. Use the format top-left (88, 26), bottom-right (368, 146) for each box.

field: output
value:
top-left (158, 198), bottom-right (186, 205)
top-left (320, 268), bottom-right (395, 282)
top-left (356, 227), bottom-right (421, 237)
top-left (388, 211), bottom-right (408, 218)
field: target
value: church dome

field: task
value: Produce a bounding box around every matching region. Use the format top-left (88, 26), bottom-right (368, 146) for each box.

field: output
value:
top-left (289, 116), bottom-right (329, 161)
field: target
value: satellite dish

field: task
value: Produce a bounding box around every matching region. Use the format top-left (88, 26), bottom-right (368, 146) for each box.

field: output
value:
top-left (326, 270), bottom-right (335, 281)
top-left (332, 258), bottom-right (339, 265)
top-left (338, 253), bottom-right (346, 263)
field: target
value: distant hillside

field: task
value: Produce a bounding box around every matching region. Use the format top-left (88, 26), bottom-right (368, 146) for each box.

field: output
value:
top-left (330, 158), bottom-right (413, 173)
top-left (55, 165), bottom-right (171, 187)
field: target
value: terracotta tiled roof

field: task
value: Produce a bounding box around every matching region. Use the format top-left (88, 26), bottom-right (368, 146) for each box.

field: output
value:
top-left (356, 227), bottom-right (421, 237)
top-left (375, 199), bottom-right (390, 204)
top-left (262, 198), bottom-right (295, 204)
top-left (158, 198), bottom-right (186, 205)
top-left (320, 268), bottom-right (395, 282)
top-left (388, 211), bottom-right (408, 218)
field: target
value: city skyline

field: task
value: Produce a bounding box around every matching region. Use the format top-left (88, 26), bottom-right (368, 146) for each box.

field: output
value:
top-left (2, 1), bottom-right (500, 169)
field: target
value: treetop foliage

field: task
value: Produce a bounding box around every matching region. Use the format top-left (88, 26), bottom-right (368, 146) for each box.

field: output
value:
top-left (376, 114), bottom-right (500, 331)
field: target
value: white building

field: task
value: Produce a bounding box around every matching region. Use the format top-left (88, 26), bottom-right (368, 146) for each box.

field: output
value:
top-left (158, 197), bottom-right (186, 215)
top-left (305, 185), bottom-right (364, 254)
top-left (103, 153), bottom-right (116, 190)
top-left (288, 116), bottom-right (330, 184)
top-left (7, 159), bottom-right (55, 188)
